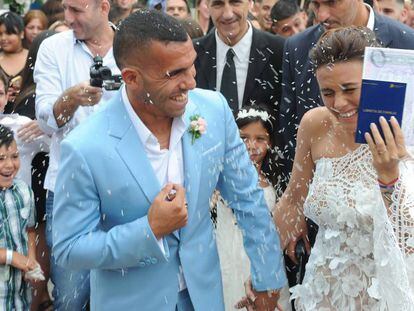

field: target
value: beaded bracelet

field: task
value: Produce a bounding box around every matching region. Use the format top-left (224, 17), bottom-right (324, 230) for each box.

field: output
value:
top-left (378, 177), bottom-right (399, 191)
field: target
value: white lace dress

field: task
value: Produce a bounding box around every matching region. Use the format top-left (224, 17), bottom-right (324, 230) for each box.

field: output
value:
top-left (215, 186), bottom-right (292, 311)
top-left (291, 145), bottom-right (414, 311)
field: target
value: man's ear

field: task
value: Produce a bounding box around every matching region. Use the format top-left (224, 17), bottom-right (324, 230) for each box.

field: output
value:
top-left (121, 67), bottom-right (142, 87)
top-left (101, 0), bottom-right (111, 15)
top-left (300, 11), bottom-right (308, 23)
top-left (401, 6), bottom-right (408, 23)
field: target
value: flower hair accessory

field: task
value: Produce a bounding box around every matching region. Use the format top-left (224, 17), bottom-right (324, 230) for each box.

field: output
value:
top-left (236, 108), bottom-right (271, 122)
top-left (188, 115), bottom-right (207, 144)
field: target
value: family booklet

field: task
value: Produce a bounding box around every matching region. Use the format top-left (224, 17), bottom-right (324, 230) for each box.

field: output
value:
top-left (356, 47), bottom-right (414, 145)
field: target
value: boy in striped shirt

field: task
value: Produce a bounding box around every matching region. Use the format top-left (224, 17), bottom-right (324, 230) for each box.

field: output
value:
top-left (0, 125), bottom-right (43, 310)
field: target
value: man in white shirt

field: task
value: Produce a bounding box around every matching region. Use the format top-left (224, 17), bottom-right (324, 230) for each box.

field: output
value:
top-left (34, 0), bottom-right (120, 309)
top-left (52, 10), bottom-right (287, 310)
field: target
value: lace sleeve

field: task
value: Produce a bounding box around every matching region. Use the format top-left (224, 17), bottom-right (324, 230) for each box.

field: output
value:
top-left (388, 152), bottom-right (414, 256)
top-left (387, 148), bottom-right (414, 293)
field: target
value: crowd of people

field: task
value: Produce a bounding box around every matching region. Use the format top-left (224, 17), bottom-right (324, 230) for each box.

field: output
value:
top-left (0, 0), bottom-right (413, 310)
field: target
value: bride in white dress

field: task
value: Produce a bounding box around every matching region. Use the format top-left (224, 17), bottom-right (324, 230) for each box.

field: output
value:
top-left (274, 27), bottom-right (414, 311)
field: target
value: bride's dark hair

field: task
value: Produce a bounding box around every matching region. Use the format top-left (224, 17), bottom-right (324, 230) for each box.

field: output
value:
top-left (310, 26), bottom-right (381, 69)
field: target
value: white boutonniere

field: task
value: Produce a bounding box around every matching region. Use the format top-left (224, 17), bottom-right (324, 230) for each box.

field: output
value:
top-left (188, 115), bottom-right (207, 144)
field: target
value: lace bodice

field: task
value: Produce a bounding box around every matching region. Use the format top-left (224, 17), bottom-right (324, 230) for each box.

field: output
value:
top-left (304, 145), bottom-right (377, 230)
top-left (291, 145), bottom-right (414, 311)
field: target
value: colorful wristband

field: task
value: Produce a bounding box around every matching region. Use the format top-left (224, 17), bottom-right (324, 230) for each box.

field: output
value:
top-left (378, 177), bottom-right (399, 187)
top-left (5, 249), bottom-right (13, 265)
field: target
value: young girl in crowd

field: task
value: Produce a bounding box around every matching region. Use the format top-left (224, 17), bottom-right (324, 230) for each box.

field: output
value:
top-left (214, 105), bottom-right (290, 310)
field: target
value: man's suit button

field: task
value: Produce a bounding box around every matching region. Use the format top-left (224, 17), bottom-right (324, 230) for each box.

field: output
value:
top-left (150, 258), bottom-right (158, 264)
top-left (138, 261), bottom-right (146, 268)
top-left (145, 258), bottom-right (151, 265)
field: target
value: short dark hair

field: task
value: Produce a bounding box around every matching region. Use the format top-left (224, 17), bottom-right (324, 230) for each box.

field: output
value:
top-left (167, 0), bottom-right (191, 14)
top-left (271, 0), bottom-right (300, 23)
top-left (113, 9), bottom-right (188, 69)
top-left (0, 12), bottom-right (24, 35)
top-left (0, 125), bottom-right (15, 148)
top-left (0, 70), bottom-right (9, 93)
top-left (310, 26), bottom-right (381, 69)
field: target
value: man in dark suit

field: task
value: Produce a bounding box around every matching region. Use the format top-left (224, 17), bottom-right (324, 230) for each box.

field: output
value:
top-left (193, 0), bottom-right (285, 118)
top-left (280, 0), bottom-right (414, 174)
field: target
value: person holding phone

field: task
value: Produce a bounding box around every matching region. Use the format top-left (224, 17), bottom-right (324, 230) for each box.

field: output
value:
top-left (272, 26), bottom-right (414, 310)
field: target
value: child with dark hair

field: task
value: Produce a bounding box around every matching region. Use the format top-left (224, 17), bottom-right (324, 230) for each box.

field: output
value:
top-left (0, 124), bottom-right (44, 310)
top-left (213, 105), bottom-right (291, 310)
top-left (0, 68), bottom-right (49, 191)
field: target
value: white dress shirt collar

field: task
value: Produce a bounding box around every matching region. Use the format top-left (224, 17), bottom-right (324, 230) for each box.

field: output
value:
top-left (215, 22), bottom-right (253, 108)
top-left (215, 22), bottom-right (253, 64)
top-left (365, 4), bottom-right (375, 30)
top-left (121, 85), bottom-right (187, 153)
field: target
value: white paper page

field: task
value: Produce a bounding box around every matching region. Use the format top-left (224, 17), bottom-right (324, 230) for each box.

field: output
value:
top-left (363, 47), bottom-right (414, 145)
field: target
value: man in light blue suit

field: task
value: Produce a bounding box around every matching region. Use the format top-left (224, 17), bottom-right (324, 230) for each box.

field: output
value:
top-left (52, 10), bottom-right (286, 311)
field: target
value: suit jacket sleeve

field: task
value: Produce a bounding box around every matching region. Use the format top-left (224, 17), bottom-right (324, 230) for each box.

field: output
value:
top-left (52, 140), bottom-right (169, 270)
top-left (217, 94), bottom-right (287, 291)
top-left (279, 37), bottom-right (297, 176)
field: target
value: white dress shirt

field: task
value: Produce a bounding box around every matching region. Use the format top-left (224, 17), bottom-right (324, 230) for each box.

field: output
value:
top-left (215, 23), bottom-right (253, 109)
top-left (122, 86), bottom-right (187, 291)
top-left (34, 29), bottom-right (120, 192)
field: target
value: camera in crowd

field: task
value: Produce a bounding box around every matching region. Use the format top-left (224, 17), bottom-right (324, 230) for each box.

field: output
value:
top-left (90, 56), bottom-right (122, 91)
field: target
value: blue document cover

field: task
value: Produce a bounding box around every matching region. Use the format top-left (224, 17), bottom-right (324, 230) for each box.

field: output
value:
top-left (355, 79), bottom-right (406, 144)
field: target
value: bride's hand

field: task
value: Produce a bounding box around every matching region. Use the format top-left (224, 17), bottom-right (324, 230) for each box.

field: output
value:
top-left (364, 116), bottom-right (407, 183)
top-left (285, 217), bottom-right (311, 264)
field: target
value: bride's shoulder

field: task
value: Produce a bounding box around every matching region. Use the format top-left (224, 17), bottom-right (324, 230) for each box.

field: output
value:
top-left (298, 107), bottom-right (331, 137)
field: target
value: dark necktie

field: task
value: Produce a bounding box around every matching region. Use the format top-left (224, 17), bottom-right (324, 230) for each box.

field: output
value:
top-left (220, 48), bottom-right (239, 112)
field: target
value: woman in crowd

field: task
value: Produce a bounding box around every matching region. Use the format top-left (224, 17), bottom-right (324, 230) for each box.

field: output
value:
top-left (0, 12), bottom-right (28, 113)
top-left (274, 26), bottom-right (414, 310)
top-left (196, 0), bottom-right (211, 34)
top-left (23, 10), bottom-right (48, 49)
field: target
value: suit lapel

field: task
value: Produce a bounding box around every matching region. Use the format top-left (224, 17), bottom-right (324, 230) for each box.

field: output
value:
top-left (107, 92), bottom-right (161, 206)
top-left (116, 126), bottom-right (181, 240)
top-left (116, 127), bottom-right (161, 205)
top-left (243, 28), bottom-right (270, 106)
top-left (181, 100), bottom-right (202, 229)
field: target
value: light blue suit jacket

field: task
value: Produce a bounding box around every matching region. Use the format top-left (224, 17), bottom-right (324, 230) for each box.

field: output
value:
top-left (52, 88), bottom-right (286, 310)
